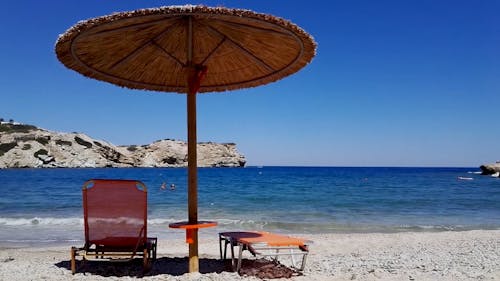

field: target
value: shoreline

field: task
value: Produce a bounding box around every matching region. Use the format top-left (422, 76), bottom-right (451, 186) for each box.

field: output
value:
top-left (1, 230), bottom-right (498, 280)
top-left (2, 224), bottom-right (499, 250)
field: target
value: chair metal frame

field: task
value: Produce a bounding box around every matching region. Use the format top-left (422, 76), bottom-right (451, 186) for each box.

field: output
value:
top-left (70, 179), bottom-right (157, 274)
top-left (219, 231), bottom-right (310, 272)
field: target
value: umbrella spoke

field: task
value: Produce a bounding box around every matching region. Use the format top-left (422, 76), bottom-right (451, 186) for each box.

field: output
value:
top-left (151, 41), bottom-right (187, 68)
top-left (203, 24), bottom-right (275, 73)
top-left (110, 22), bottom-right (185, 70)
top-left (199, 37), bottom-right (227, 66)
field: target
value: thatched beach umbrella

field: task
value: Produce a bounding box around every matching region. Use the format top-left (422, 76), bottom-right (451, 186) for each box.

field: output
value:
top-left (55, 5), bottom-right (316, 273)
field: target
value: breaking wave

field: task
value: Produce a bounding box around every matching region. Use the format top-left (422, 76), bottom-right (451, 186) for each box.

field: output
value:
top-left (0, 217), bottom-right (82, 226)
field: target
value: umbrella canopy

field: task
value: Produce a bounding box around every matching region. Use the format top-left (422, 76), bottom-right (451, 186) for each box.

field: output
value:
top-left (55, 5), bottom-right (316, 273)
top-left (56, 5), bottom-right (315, 93)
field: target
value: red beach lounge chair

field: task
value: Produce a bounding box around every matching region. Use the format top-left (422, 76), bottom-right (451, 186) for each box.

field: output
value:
top-left (219, 231), bottom-right (310, 272)
top-left (70, 179), bottom-right (157, 274)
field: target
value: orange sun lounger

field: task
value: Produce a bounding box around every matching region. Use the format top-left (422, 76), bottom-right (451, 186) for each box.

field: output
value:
top-left (219, 231), bottom-right (310, 272)
top-left (70, 179), bottom-right (157, 274)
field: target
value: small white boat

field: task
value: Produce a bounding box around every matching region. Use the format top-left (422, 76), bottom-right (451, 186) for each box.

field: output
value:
top-left (458, 177), bottom-right (474, 181)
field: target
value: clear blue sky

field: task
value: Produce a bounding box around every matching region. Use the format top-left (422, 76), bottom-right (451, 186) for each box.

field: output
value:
top-left (1, 0), bottom-right (499, 167)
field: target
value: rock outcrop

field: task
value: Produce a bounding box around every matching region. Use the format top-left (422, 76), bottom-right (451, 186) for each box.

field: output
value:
top-left (0, 123), bottom-right (245, 168)
top-left (480, 163), bottom-right (500, 176)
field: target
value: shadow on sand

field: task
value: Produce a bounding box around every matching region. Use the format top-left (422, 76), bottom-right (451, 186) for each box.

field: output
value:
top-left (55, 257), bottom-right (300, 279)
top-left (55, 257), bottom-right (231, 278)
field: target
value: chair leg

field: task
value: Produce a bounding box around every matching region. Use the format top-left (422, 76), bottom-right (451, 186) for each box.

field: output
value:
top-left (143, 248), bottom-right (150, 273)
top-left (147, 239), bottom-right (156, 261)
top-left (151, 245), bottom-right (156, 261)
top-left (70, 247), bottom-right (77, 274)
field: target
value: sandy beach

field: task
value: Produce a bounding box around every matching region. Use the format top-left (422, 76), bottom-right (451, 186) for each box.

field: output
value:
top-left (0, 230), bottom-right (498, 281)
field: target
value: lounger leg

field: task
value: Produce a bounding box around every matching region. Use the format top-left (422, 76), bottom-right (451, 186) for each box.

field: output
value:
top-left (224, 239), bottom-right (231, 260)
top-left (219, 234), bottom-right (224, 259)
top-left (230, 240), bottom-right (236, 270)
top-left (300, 253), bottom-right (308, 271)
top-left (236, 243), bottom-right (244, 272)
top-left (218, 235), bottom-right (222, 259)
top-left (70, 247), bottom-right (77, 274)
top-left (288, 249), bottom-right (296, 268)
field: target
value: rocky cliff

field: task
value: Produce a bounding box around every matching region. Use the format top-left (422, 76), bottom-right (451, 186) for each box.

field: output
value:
top-left (480, 163), bottom-right (500, 176)
top-left (0, 123), bottom-right (245, 168)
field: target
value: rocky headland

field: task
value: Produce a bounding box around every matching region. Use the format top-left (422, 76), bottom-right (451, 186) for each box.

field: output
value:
top-left (480, 162), bottom-right (500, 177)
top-left (0, 123), bottom-right (245, 168)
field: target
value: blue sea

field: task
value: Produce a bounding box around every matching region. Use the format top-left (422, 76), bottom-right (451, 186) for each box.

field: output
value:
top-left (0, 167), bottom-right (499, 247)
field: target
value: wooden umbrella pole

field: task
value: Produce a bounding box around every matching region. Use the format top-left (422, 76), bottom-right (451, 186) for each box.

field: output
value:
top-left (187, 87), bottom-right (198, 273)
top-left (185, 15), bottom-right (199, 273)
top-left (186, 15), bottom-right (209, 273)
top-left (186, 16), bottom-right (199, 272)
top-left (186, 64), bottom-right (208, 273)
